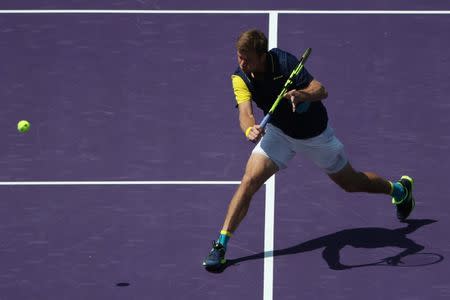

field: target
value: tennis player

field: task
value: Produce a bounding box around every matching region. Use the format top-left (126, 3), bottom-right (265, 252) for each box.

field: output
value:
top-left (203, 29), bottom-right (415, 270)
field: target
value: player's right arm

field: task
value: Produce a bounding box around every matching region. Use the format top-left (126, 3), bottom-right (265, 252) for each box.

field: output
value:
top-left (238, 100), bottom-right (255, 132)
top-left (238, 101), bottom-right (264, 143)
top-left (232, 75), bottom-right (264, 142)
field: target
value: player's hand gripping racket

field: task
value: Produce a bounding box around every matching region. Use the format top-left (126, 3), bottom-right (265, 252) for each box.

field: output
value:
top-left (259, 47), bottom-right (312, 129)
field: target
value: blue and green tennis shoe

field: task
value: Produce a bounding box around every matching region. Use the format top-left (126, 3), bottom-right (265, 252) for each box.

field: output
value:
top-left (392, 175), bottom-right (415, 221)
top-left (202, 241), bottom-right (226, 270)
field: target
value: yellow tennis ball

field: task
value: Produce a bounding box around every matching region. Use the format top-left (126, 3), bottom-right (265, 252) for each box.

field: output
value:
top-left (17, 120), bottom-right (30, 133)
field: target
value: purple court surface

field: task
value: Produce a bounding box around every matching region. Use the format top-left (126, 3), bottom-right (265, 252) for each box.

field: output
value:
top-left (1, 2), bottom-right (450, 300)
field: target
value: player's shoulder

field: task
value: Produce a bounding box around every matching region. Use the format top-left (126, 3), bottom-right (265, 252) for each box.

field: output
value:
top-left (269, 48), bottom-right (295, 59)
top-left (269, 47), bottom-right (285, 55)
top-left (232, 65), bottom-right (245, 78)
top-left (269, 48), bottom-right (297, 66)
top-left (268, 48), bottom-right (298, 74)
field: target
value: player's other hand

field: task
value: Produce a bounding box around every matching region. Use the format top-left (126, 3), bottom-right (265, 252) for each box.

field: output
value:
top-left (247, 125), bottom-right (265, 143)
top-left (284, 89), bottom-right (305, 112)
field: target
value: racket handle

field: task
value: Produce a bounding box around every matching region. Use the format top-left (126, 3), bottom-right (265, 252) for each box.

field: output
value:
top-left (260, 114), bottom-right (271, 129)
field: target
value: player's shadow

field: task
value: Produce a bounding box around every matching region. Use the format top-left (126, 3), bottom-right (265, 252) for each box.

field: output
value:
top-left (210, 219), bottom-right (439, 273)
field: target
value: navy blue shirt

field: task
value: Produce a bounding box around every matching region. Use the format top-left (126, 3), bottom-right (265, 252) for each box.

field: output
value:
top-left (233, 48), bottom-right (328, 139)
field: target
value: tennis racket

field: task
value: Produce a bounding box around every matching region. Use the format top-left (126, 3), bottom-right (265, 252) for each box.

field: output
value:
top-left (259, 47), bottom-right (312, 129)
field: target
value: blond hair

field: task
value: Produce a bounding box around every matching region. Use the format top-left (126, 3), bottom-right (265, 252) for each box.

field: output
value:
top-left (236, 29), bottom-right (268, 55)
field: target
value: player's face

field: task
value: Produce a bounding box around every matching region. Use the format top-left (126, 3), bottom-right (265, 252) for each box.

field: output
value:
top-left (237, 51), bottom-right (265, 74)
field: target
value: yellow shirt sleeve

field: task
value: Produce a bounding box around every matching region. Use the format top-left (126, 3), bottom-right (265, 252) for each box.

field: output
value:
top-left (231, 75), bottom-right (251, 105)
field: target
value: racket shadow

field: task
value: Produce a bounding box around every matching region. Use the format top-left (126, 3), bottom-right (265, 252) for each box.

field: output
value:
top-left (220, 219), bottom-right (441, 272)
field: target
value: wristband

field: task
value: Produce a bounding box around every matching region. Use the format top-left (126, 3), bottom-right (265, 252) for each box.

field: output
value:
top-left (245, 126), bottom-right (252, 137)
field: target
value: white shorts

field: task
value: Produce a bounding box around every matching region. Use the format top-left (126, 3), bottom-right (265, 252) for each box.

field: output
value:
top-left (252, 123), bottom-right (348, 174)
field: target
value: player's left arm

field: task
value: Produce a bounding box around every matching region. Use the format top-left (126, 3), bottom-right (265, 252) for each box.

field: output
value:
top-left (285, 79), bottom-right (328, 112)
top-left (286, 79), bottom-right (328, 103)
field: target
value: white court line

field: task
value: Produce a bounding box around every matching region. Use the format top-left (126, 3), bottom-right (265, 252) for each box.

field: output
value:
top-left (262, 12), bottom-right (278, 300)
top-left (0, 10), bottom-right (450, 14)
top-left (264, 174), bottom-right (276, 300)
top-left (0, 181), bottom-right (242, 185)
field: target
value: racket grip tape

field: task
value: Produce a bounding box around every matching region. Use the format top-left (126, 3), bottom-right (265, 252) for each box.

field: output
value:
top-left (260, 114), bottom-right (271, 129)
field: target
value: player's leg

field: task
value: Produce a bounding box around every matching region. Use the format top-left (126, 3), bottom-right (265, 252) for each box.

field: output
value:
top-left (296, 126), bottom-right (414, 221)
top-left (202, 153), bottom-right (278, 270)
top-left (221, 152), bottom-right (278, 234)
top-left (328, 163), bottom-right (415, 221)
top-left (328, 162), bottom-right (391, 194)
top-left (203, 124), bottom-right (293, 270)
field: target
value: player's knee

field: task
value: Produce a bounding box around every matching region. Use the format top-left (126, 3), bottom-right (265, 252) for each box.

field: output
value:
top-left (241, 174), bottom-right (261, 193)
